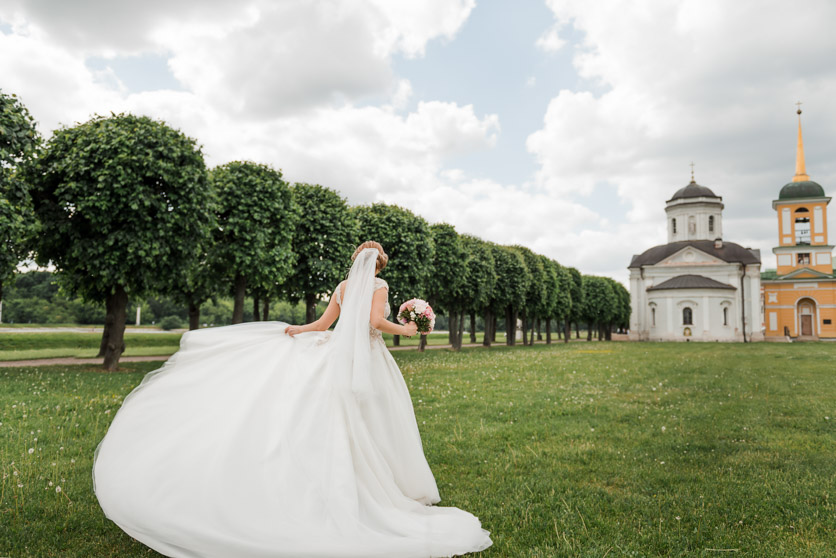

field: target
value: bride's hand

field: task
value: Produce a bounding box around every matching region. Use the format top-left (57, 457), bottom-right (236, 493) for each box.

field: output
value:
top-left (285, 325), bottom-right (302, 337)
top-left (402, 322), bottom-right (418, 337)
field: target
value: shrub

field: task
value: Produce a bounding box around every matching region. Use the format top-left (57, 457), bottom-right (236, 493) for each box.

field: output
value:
top-left (159, 315), bottom-right (183, 331)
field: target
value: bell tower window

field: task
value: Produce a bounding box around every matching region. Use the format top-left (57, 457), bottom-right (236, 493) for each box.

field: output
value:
top-left (672, 218), bottom-right (677, 234)
top-left (797, 253), bottom-right (810, 265)
top-left (795, 207), bottom-right (810, 245)
top-left (708, 215), bottom-right (714, 233)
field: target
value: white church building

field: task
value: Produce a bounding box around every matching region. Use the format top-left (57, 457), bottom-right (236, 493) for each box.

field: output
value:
top-left (628, 176), bottom-right (763, 342)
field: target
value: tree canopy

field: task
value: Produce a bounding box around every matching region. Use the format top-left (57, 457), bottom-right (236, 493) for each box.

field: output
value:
top-left (0, 90), bottom-right (40, 305)
top-left (353, 203), bottom-right (433, 308)
top-left (283, 183), bottom-right (358, 323)
top-left (211, 161), bottom-right (296, 324)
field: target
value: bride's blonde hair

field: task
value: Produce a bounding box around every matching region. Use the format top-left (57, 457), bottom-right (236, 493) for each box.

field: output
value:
top-left (352, 241), bottom-right (388, 273)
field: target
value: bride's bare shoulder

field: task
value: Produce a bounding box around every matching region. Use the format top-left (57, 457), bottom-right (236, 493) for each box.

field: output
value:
top-left (333, 280), bottom-right (348, 305)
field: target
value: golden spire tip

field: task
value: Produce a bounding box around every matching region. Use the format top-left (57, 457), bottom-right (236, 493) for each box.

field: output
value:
top-left (792, 102), bottom-right (810, 182)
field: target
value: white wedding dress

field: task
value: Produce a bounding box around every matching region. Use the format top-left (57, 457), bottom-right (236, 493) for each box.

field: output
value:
top-left (92, 248), bottom-right (492, 558)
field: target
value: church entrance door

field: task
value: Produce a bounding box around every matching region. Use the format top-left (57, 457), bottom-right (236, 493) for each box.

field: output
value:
top-left (798, 298), bottom-right (816, 338)
top-left (801, 315), bottom-right (813, 336)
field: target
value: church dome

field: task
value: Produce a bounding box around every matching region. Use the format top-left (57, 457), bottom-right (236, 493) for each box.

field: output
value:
top-left (669, 180), bottom-right (719, 201)
top-left (778, 180), bottom-right (825, 200)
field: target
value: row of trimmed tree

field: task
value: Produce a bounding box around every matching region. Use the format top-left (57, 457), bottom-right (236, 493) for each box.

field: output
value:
top-left (0, 90), bottom-right (629, 370)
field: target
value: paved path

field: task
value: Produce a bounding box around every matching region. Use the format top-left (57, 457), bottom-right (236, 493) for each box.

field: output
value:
top-left (0, 355), bottom-right (171, 368)
top-left (0, 327), bottom-right (179, 334)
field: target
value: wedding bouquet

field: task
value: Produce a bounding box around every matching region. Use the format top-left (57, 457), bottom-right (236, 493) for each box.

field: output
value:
top-left (397, 299), bottom-right (436, 335)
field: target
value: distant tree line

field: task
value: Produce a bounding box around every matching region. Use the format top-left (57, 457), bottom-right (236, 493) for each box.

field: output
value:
top-left (0, 90), bottom-right (629, 370)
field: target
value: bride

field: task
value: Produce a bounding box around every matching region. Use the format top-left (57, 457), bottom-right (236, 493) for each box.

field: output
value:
top-left (93, 241), bottom-right (492, 558)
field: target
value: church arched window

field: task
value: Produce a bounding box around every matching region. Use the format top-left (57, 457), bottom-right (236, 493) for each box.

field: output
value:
top-left (723, 307), bottom-right (728, 326)
top-left (708, 215), bottom-right (714, 233)
top-left (682, 307), bottom-right (693, 325)
top-left (672, 218), bottom-right (677, 234)
top-left (651, 308), bottom-right (656, 326)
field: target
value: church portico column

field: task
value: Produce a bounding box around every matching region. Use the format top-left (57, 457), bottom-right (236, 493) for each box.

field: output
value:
top-left (702, 295), bottom-right (710, 337)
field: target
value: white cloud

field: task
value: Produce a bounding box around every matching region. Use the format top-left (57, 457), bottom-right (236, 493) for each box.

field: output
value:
top-left (0, 0), bottom-right (475, 117)
top-left (530, 0), bottom-right (836, 278)
top-left (536, 26), bottom-right (564, 53)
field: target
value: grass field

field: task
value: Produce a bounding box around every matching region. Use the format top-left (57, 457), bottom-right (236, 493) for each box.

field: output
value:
top-left (1, 342), bottom-right (834, 557)
top-left (0, 329), bottom-right (514, 361)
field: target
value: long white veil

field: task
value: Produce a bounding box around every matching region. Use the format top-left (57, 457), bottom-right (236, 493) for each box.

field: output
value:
top-left (328, 247), bottom-right (378, 397)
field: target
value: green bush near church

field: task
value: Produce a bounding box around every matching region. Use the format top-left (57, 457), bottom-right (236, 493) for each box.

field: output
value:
top-left (1, 342), bottom-right (833, 556)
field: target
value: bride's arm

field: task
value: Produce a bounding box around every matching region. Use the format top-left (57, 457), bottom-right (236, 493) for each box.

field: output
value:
top-left (370, 289), bottom-right (417, 337)
top-left (284, 295), bottom-right (340, 336)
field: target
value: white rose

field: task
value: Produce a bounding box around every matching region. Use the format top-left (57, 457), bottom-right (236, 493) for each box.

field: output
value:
top-left (413, 301), bottom-right (427, 314)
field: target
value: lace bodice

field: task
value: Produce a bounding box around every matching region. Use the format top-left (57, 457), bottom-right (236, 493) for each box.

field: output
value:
top-left (334, 278), bottom-right (390, 339)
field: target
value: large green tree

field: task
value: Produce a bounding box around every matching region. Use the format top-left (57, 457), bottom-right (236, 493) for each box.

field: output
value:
top-left (565, 266), bottom-right (584, 339)
top-left (581, 275), bottom-right (616, 341)
top-left (26, 114), bottom-right (212, 369)
top-left (512, 246), bottom-right (547, 346)
top-left (603, 277), bottom-right (631, 338)
top-left (211, 162), bottom-right (296, 324)
top-left (0, 90), bottom-right (40, 320)
top-left (353, 203), bottom-right (433, 346)
top-left (489, 245), bottom-right (529, 346)
top-left (283, 183), bottom-right (358, 323)
top-left (460, 234), bottom-right (496, 345)
top-left (424, 223), bottom-right (467, 350)
top-left (168, 195), bottom-right (220, 331)
top-left (550, 262), bottom-right (574, 343)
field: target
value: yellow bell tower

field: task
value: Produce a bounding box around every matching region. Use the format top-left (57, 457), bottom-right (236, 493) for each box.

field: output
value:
top-left (763, 104), bottom-right (836, 341)
top-left (772, 106), bottom-right (832, 277)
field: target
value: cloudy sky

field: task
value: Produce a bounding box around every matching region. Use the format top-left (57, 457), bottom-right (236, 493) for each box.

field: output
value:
top-left (2, 0), bottom-right (835, 284)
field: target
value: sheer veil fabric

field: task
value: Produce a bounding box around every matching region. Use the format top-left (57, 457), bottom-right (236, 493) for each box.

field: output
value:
top-left (92, 248), bottom-right (492, 557)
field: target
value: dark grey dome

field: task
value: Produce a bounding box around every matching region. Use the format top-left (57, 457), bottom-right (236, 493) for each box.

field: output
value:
top-left (778, 180), bottom-right (825, 200)
top-left (669, 180), bottom-right (719, 201)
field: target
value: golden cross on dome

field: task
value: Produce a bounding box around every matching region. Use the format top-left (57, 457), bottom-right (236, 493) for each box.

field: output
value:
top-left (796, 100), bottom-right (802, 115)
top-left (690, 161), bottom-right (695, 182)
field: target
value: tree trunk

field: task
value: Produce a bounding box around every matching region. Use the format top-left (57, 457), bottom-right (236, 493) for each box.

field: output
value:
top-left (96, 319), bottom-right (110, 357)
top-left (587, 322), bottom-right (593, 342)
top-left (520, 311), bottom-right (528, 346)
top-left (606, 324), bottom-right (613, 341)
top-left (188, 302), bottom-right (200, 331)
top-left (419, 333), bottom-right (427, 352)
top-left (575, 322), bottom-right (580, 339)
top-left (470, 312), bottom-right (477, 344)
top-left (565, 319), bottom-right (571, 343)
top-left (253, 295), bottom-right (261, 321)
top-left (546, 319), bottom-right (552, 344)
top-left (232, 274), bottom-right (246, 324)
top-left (483, 310), bottom-right (492, 347)
top-left (536, 319), bottom-right (542, 341)
top-left (262, 298), bottom-right (270, 321)
top-left (448, 313), bottom-right (458, 346)
top-left (305, 293), bottom-right (317, 324)
top-left (456, 312), bottom-right (465, 350)
top-left (102, 285), bottom-right (129, 371)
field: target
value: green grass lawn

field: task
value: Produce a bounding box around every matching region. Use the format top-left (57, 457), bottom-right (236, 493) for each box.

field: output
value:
top-left (1, 342), bottom-right (834, 557)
